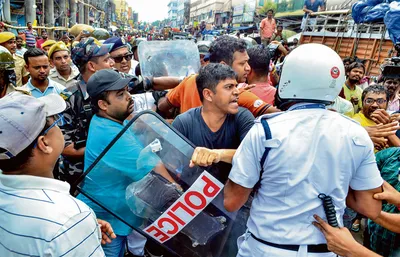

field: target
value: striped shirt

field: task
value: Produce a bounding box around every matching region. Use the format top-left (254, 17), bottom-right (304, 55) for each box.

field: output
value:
top-left (24, 29), bottom-right (37, 46)
top-left (0, 172), bottom-right (105, 257)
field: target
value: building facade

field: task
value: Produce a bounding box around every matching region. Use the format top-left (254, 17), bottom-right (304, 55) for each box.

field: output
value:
top-left (189, 0), bottom-right (231, 26)
top-left (177, 0), bottom-right (190, 27)
top-left (168, 0), bottom-right (178, 27)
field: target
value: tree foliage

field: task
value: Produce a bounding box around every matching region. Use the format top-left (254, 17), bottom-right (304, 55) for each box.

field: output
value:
top-left (259, 1), bottom-right (278, 15)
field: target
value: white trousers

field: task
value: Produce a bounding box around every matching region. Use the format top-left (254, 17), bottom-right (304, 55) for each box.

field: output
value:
top-left (236, 233), bottom-right (336, 257)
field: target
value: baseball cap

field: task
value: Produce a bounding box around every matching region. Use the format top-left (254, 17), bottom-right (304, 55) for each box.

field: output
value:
top-left (198, 44), bottom-right (210, 55)
top-left (0, 92), bottom-right (66, 159)
top-left (48, 41), bottom-right (69, 59)
top-left (104, 36), bottom-right (129, 53)
top-left (87, 69), bottom-right (133, 98)
top-left (0, 32), bottom-right (15, 44)
top-left (71, 37), bottom-right (114, 68)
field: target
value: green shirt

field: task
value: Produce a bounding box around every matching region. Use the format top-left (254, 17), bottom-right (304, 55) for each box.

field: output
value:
top-left (368, 147), bottom-right (400, 256)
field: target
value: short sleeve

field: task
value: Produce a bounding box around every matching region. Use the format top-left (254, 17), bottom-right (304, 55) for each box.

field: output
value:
top-left (238, 91), bottom-right (271, 117)
top-left (167, 76), bottom-right (194, 108)
top-left (236, 108), bottom-right (255, 141)
top-left (229, 124), bottom-right (264, 188)
top-left (44, 211), bottom-right (104, 257)
top-left (172, 114), bottom-right (188, 137)
top-left (350, 133), bottom-right (383, 190)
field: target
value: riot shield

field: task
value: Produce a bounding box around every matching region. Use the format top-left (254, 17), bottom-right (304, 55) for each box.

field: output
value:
top-left (138, 40), bottom-right (201, 78)
top-left (75, 111), bottom-right (250, 257)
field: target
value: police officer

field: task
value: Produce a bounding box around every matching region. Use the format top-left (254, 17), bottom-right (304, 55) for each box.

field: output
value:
top-left (224, 44), bottom-right (384, 257)
top-left (0, 45), bottom-right (16, 98)
top-left (0, 31), bottom-right (29, 86)
top-left (59, 37), bottom-right (115, 188)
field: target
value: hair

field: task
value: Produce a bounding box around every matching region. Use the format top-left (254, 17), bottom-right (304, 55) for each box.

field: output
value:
top-left (346, 61), bottom-right (365, 74)
top-left (343, 57), bottom-right (354, 64)
top-left (78, 56), bottom-right (100, 74)
top-left (209, 35), bottom-right (247, 66)
top-left (16, 36), bottom-right (23, 41)
top-left (361, 84), bottom-right (389, 102)
top-left (91, 91), bottom-right (111, 114)
top-left (247, 46), bottom-right (271, 77)
top-left (0, 122), bottom-right (50, 172)
top-left (27, 22), bottom-right (31, 25)
top-left (41, 30), bottom-right (47, 35)
top-left (267, 9), bottom-right (274, 13)
top-left (196, 63), bottom-right (237, 102)
top-left (24, 48), bottom-right (47, 65)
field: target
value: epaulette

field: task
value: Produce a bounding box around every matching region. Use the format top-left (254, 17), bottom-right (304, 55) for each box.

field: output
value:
top-left (60, 88), bottom-right (74, 100)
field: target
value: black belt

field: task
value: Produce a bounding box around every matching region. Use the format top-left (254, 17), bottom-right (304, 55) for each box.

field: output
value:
top-left (250, 233), bottom-right (330, 253)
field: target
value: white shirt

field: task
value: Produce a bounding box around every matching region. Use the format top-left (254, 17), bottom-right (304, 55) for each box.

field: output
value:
top-left (0, 173), bottom-right (105, 257)
top-left (229, 103), bottom-right (383, 245)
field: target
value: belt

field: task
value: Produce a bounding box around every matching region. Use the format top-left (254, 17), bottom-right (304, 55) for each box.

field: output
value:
top-left (250, 233), bottom-right (330, 253)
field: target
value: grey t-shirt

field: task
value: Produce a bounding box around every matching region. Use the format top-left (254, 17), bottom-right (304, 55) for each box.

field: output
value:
top-left (172, 107), bottom-right (255, 182)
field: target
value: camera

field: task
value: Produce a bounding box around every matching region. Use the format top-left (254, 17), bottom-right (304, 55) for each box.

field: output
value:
top-left (381, 43), bottom-right (400, 79)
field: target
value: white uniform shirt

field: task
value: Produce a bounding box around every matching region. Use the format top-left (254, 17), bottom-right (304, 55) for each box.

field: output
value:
top-left (229, 103), bottom-right (383, 245)
top-left (0, 173), bottom-right (105, 256)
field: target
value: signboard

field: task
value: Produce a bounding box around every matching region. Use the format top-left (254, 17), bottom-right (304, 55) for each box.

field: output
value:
top-left (144, 171), bottom-right (223, 243)
top-left (233, 4), bottom-right (244, 16)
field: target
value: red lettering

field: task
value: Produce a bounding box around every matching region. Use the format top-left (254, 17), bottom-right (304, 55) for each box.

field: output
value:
top-left (167, 210), bottom-right (186, 226)
top-left (158, 217), bottom-right (179, 234)
top-left (201, 175), bottom-right (221, 198)
top-left (145, 225), bottom-right (170, 243)
top-left (184, 191), bottom-right (207, 210)
top-left (171, 201), bottom-right (196, 216)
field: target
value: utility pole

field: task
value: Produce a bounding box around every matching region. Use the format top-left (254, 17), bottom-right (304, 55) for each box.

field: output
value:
top-left (4, 0), bottom-right (11, 22)
top-left (70, 0), bottom-right (77, 26)
top-left (60, 0), bottom-right (66, 27)
top-left (78, 0), bottom-right (84, 24)
top-left (45, 0), bottom-right (54, 36)
top-left (25, 0), bottom-right (36, 24)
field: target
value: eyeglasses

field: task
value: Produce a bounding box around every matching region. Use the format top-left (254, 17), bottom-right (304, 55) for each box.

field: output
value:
top-left (33, 114), bottom-right (64, 148)
top-left (364, 98), bottom-right (387, 105)
top-left (111, 53), bottom-right (133, 63)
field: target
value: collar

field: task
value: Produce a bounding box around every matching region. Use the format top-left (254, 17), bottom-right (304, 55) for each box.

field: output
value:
top-left (0, 172), bottom-right (70, 193)
top-left (288, 102), bottom-right (326, 111)
top-left (50, 66), bottom-right (79, 81)
top-left (26, 78), bottom-right (54, 92)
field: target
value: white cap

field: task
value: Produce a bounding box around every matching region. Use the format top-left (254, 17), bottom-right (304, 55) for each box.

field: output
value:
top-left (0, 92), bottom-right (66, 159)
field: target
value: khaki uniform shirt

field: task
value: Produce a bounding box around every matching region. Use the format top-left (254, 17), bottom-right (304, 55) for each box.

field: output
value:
top-left (48, 66), bottom-right (80, 89)
top-left (14, 54), bottom-right (29, 87)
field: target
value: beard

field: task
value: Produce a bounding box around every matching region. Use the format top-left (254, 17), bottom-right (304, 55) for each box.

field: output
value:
top-left (348, 78), bottom-right (360, 84)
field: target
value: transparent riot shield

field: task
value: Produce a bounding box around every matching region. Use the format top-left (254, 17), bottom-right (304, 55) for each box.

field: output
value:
top-left (75, 111), bottom-right (251, 257)
top-left (138, 40), bottom-right (201, 78)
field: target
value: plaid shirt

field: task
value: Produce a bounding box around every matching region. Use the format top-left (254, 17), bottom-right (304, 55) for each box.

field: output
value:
top-left (369, 147), bottom-right (400, 256)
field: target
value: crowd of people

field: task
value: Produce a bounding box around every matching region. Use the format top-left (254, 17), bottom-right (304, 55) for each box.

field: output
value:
top-left (0, 19), bottom-right (399, 257)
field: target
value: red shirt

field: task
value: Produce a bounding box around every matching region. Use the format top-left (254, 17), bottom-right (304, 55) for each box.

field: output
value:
top-left (250, 82), bottom-right (276, 105)
top-left (36, 38), bottom-right (46, 49)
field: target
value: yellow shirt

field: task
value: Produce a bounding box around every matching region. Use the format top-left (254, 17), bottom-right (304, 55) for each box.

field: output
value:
top-left (353, 112), bottom-right (376, 127)
top-left (343, 84), bottom-right (363, 113)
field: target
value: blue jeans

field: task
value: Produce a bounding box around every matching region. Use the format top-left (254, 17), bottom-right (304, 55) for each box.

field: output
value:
top-left (102, 235), bottom-right (126, 257)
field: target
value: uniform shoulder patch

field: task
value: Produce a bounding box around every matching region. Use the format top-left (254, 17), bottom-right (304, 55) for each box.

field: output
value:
top-left (60, 88), bottom-right (74, 100)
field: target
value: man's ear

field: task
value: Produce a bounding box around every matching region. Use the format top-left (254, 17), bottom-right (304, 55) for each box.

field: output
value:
top-left (203, 88), bottom-right (213, 102)
top-left (87, 61), bottom-right (96, 73)
top-left (219, 61), bottom-right (228, 66)
top-left (36, 136), bottom-right (53, 155)
top-left (98, 99), bottom-right (108, 111)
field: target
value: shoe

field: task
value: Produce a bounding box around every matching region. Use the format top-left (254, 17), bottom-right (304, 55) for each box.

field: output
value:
top-left (351, 223), bottom-right (360, 232)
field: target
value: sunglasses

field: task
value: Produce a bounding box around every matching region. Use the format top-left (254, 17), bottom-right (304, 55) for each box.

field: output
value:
top-left (112, 53), bottom-right (133, 63)
top-left (33, 114), bottom-right (65, 148)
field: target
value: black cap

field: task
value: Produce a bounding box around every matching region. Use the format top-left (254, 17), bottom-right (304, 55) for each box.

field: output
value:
top-left (87, 69), bottom-right (133, 98)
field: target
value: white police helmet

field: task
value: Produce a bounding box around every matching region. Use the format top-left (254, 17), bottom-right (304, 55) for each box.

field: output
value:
top-left (276, 43), bottom-right (345, 108)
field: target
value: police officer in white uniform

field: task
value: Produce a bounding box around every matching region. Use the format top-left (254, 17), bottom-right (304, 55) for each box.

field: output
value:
top-left (224, 44), bottom-right (384, 257)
